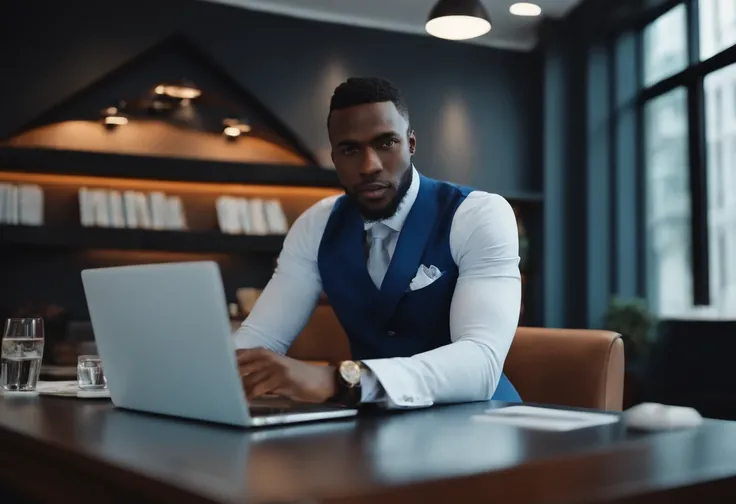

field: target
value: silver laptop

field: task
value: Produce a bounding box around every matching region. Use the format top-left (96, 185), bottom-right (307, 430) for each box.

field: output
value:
top-left (80, 261), bottom-right (358, 427)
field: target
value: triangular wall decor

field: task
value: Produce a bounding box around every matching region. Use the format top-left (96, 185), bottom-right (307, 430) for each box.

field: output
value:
top-left (1, 33), bottom-right (319, 167)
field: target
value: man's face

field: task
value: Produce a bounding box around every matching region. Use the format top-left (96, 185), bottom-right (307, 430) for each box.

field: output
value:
top-left (328, 101), bottom-right (416, 221)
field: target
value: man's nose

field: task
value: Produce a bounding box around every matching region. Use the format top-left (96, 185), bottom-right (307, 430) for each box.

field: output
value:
top-left (359, 148), bottom-right (382, 176)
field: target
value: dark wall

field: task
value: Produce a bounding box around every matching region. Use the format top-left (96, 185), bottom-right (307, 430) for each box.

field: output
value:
top-left (0, 0), bottom-right (540, 195)
top-left (0, 0), bottom-right (543, 323)
top-left (640, 320), bottom-right (736, 420)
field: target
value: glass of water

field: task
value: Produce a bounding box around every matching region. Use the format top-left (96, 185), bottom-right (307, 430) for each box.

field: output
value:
top-left (1, 318), bottom-right (45, 392)
top-left (77, 355), bottom-right (107, 390)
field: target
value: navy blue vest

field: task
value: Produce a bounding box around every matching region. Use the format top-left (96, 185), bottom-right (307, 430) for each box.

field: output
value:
top-left (317, 174), bottom-right (521, 402)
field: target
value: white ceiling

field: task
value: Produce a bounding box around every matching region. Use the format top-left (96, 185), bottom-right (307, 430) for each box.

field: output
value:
top-left (205, 0), bottom-right (584, 51)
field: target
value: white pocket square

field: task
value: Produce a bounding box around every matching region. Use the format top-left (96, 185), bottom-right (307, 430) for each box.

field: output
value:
top-left (409, 264), bottom-right (444, 291)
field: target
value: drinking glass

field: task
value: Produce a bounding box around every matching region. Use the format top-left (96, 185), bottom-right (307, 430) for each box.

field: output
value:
top-left (77, 355), bottom-right (107, 390)
top-left (1, 318), bottom-right (45, 392)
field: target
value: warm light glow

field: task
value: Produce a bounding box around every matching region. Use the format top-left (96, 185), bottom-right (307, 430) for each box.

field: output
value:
top-left (223, 126), bottom-right (241, 138)
top-left (0, 171), bottom-right (341, 199)
top-left (102, 106), bottom-right (127, 126)
top-left (104, 115), bottom-right (128, 126)
top-left (509, 2), bottom-right (542, 16)
top-left (223, 118), bottom-right (252, 134)
top-left (155, 84), bottom-right (202, 100)
top-left (425, 15), bottom-right (491, 40)
top-left (3, 120), bottom-right (309, 166)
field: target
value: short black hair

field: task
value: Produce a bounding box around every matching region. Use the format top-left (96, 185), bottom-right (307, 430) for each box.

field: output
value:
top-left (328, 77), bottom-right (410, 127)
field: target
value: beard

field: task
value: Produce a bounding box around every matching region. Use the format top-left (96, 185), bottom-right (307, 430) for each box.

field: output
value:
top-left (348, 162), bottom-right (413, 222)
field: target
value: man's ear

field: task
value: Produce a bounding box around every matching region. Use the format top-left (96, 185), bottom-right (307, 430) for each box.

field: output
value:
top-left (408, 129), bottom-right (417, 155)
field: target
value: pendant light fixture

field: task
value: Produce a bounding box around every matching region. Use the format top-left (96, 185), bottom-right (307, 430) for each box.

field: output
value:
top-left (425, 0), bottom-right (492, 41)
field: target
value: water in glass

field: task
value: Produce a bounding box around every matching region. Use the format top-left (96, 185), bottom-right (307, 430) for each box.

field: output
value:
top-left (77, 356), bottom-right (107, 390)
top-left (1, 318), bottom-right (45, 391)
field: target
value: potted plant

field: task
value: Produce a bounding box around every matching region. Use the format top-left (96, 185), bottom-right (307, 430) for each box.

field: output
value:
top-left (602, 297), bottom-right (657, 362)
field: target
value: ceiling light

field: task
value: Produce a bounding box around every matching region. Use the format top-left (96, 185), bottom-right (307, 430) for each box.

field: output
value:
top-left (101, 106), bottom-right (128, 129)
top-left (223, 126), bottom-right (241, 138)
top-left (509, 2), bottom-right (542, 16)
top-left (223, 118), bottom-right (251, 140)
top-left (426, 0), bottom-right (492, 41)
top-left (223, 118), bottom-right (252, 134)
top-left (154, 79), bottom-right (202, 100)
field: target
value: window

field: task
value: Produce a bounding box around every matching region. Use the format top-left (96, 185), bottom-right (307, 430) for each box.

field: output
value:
top-left (638, 0), bottom-right (736, 320)
top-left (704, 64), bottom-right (736, 317)
top-left (705, 83), bottom-right (723, 208)
top-left (718, 230), bottom-right (728, 291)
top-left (700, 0), bottom-right (736, 60)
top-left (644, 88), bottom-right (694, 317)
top-left (643, 4), bottom-right (688, 86)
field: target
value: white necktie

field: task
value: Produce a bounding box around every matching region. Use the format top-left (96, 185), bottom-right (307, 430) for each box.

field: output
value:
top-left (367, 223), bottom-right (392, 288)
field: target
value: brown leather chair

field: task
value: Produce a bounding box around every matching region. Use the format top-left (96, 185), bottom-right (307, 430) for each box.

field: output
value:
top-left (236, 306), bottom-right (625, 411)
top-left (503, 327), bottom-right (625, 411)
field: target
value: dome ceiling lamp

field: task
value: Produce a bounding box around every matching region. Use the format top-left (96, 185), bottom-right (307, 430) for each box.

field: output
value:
top-left (509, 2), bottom-right (542, 16)
top-left (425, 0), bottom-right (492, 41)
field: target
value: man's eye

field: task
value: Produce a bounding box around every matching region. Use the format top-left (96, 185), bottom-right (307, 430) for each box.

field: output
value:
top-left (341, 146), bottom-right (358, 155)
top-left (380, 139), bottom-right (397, 149)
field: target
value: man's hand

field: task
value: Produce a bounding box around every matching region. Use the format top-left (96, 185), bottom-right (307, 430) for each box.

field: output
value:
top-left (236, 348), bottom-right (336, 403)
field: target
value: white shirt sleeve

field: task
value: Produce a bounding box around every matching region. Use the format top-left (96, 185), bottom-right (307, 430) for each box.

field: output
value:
top-left (232, 196), bottom-right (338, 354)
top-left (361, 192), bottom-right (522, 408)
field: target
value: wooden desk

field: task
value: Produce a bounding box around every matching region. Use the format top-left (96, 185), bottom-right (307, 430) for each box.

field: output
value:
top-left (0, 396), bottom-right (735, 504)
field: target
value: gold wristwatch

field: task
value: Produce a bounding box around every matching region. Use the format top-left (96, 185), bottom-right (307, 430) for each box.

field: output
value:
top-left (330, 360), bottom-right (363, 407)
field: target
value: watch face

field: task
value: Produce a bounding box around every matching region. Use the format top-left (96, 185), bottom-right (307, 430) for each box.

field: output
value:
top-left (339, 361), bottom-right (361, 387)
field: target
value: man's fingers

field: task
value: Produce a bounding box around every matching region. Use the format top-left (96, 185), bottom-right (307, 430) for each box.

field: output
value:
top-left (236, 347), bottom-right (270, 364)
top-left (243, 369), bottom-right (274, 393)
top-left (239, 359), bottom-right (272, 377)
top-left (248, 374), bottom-right (284, 399)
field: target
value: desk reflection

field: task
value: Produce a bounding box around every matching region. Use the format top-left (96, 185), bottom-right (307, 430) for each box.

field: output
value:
top-left (91, 402), bottom-right (633, 503)
top-left (0, 397), bottom-right (642, 504)
top-left (98, 410), bottom-right (359, 503)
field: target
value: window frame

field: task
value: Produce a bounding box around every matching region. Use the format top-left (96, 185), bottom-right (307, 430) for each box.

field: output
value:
top-left (633, 0), bottom-right (736, 307)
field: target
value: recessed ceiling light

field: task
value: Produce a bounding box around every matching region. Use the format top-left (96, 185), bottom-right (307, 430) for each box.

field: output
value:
top-left (509, 2), bottom-right (542, 16)
top-left (426, 0), bottom-right (492, 41)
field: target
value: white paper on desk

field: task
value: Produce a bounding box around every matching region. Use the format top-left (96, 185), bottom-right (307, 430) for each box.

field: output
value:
top-left (472, 405), bottom-right (620, 432)
top-left (35, 380), bottom-right (110, 399)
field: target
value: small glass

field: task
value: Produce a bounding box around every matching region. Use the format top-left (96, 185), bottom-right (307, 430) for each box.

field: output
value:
top-left (1, 318), bottom-right (45, 392)
top-left (77, 355), bottom-right (107, 390)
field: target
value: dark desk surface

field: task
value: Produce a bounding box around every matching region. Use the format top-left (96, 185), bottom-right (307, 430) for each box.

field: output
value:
top-left (1, 396), bottom-right (736, 504)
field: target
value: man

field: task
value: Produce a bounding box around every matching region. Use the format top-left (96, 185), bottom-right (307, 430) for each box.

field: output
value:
top-left (234, 77), bottom-right (522, 409)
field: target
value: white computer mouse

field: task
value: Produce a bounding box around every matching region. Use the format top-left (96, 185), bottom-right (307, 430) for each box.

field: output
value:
top-left (623, 402), bottom-right (703, 431)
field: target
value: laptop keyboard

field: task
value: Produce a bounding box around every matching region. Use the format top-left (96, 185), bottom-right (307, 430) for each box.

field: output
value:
top-left (250, 407), bottom-right (292, 417)
top-left (249, 398), bottom-right (348, 416)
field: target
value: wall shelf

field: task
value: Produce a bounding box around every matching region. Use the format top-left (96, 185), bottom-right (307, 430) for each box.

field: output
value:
top-left (0, 146), bottom-right (543, 325)
top-left (0, 146), bottom-right (340, 188)
top-left (0, 225), bottom-right (285, 255)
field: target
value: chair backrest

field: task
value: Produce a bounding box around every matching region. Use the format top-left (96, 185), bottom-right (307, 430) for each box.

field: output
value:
top-left (504, 327), bottom-right (625, 411)
top-left (235, 307), bottom-right (625, 411)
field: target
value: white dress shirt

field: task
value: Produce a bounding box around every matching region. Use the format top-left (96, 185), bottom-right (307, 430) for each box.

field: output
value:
top-left (234, 167), bottom-right (521, 409)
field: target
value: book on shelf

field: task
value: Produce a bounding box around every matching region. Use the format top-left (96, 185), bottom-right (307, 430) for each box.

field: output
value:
top-left (79, 187), bottom-right (187, 231)
top-left (0, 183), bottom-right (44, 226)
top-left (216, 196), bottom-right (288, 236)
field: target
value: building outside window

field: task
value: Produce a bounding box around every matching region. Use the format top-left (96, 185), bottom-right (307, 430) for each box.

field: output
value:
top-left (644, 1), bottom-right (736, 319)
top-left (700, 0), bottom-right (736, 60)
top-left (644, 4), bottom-right (688, 86)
